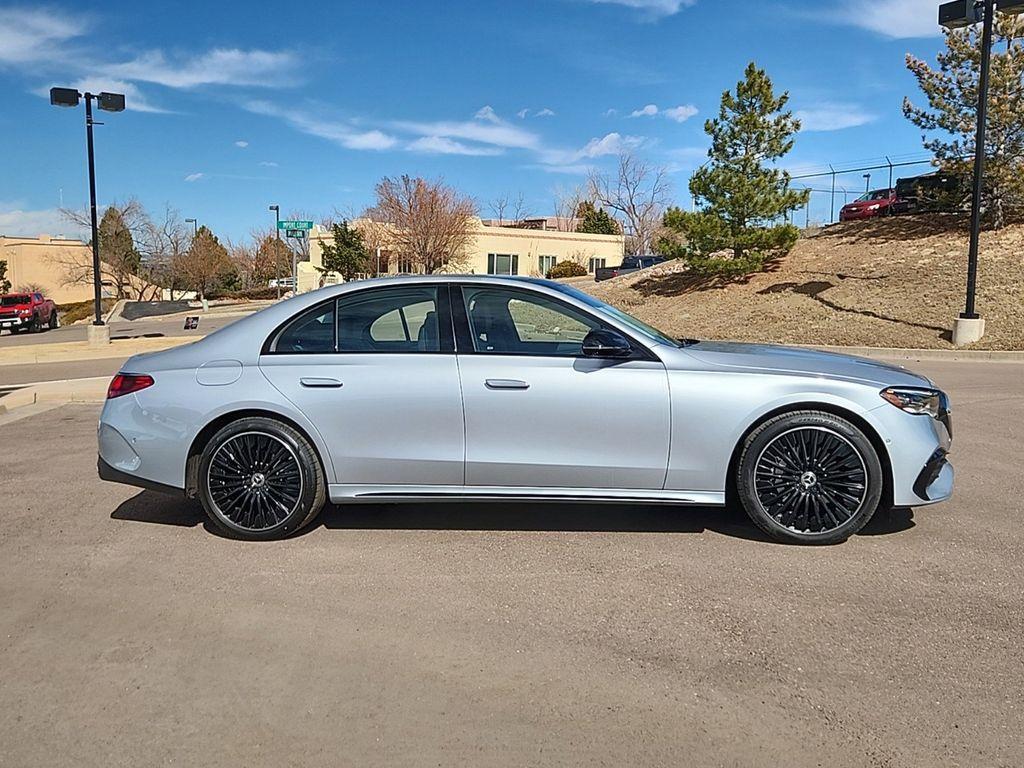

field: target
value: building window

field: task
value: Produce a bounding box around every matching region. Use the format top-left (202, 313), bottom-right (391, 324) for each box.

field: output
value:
top-left (588, 257), bottom-right (607, 274)
top-left (487, 253), bottom-right (519, 276)
top-left (538, 255), bottom-right (557, 276)
top-left (397, 256), bottom-right (415, 274)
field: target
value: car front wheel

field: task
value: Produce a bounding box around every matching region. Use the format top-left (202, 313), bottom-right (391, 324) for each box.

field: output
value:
top-left (198, 417), bottom-right (326, 540)
top-left (736, 411), bottom-right (884, 545)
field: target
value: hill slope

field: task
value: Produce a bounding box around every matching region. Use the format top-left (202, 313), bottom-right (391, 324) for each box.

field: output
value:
top-left (581, 216), bottom-right (1024, 350)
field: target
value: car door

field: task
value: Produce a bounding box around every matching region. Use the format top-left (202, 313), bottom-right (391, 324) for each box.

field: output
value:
top-left (453, 284), bottom-right (671, 490)
top-left (259, 284), bottom-right (465, 487)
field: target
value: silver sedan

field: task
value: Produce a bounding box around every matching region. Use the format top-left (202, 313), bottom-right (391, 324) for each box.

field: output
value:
top-left (98, 276), bottom-right (953, 544)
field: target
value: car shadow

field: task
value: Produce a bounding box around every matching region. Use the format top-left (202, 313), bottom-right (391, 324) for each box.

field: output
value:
top-left (111, 491), bottom-right (917, 543)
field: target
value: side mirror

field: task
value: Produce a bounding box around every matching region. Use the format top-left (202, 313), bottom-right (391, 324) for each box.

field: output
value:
top-left (582, 328), bottom-right (633, 359)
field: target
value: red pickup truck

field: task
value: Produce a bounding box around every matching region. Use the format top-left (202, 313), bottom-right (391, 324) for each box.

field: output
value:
top-left (0, 292), bottom-right (58, 334)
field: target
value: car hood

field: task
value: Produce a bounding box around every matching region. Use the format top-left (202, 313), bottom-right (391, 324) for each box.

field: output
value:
top-left (680, 341), bottom-right (931, 387)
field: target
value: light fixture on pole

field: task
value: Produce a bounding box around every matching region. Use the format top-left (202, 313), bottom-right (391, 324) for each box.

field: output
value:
top-left (50, 87), bottom-right (125, 343)
top-left (938, 0), bottom-right (1024, 344)
top-left (185, 218), bottom-right (198, 236)
top-left (863, 173), bottom-right (871, 193)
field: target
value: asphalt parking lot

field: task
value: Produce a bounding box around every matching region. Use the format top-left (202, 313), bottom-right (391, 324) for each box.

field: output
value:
top-left (0, 360), bottom-right (1021, 767)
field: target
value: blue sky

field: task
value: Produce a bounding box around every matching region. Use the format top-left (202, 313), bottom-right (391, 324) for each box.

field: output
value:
top-left (0, 0), bottom-right (949, 241)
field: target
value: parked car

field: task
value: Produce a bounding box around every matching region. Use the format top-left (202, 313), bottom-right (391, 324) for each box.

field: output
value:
top-left (0, 292), bottom-right (58, 334)
top-left (594, 255), bottom-right (667, 282)
top-left (893, 170), bottom-right (963, 214)
top-left (839, 189), bottom-right (902, 222)
top-left (98, 276), bottom-right (953, 545)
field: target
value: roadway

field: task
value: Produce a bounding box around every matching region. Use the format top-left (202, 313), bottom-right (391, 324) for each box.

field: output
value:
top-left (0, 359), bottom-right (1021, 767)
top-left (0, 312), bottom-right (245, 348)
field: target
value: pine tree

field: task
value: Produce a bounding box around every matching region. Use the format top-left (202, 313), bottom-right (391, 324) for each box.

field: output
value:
top-left (179, 225), bottom-right (235, 298)
top-left (319, 221), bottom-right (370, 281)
top-left (904, 15), bottom-right (1024, 229)
top-left (575, 201), bottom-right (620, 236)
top-left (676, 62), bottom-right (807, 276)
top-left (0, 260), bottom-right (10, 294)
top-left (98, 206), bottom-right (141, 275)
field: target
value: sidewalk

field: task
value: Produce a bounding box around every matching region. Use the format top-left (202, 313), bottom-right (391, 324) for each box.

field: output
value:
top-left (0, 335), bottom-right (201, 367)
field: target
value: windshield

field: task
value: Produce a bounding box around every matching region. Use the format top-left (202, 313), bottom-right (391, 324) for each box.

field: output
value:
top-left (855, 190), bottom-right (891, 202)
top-left (543, 282), bottom-right (684, 347)
top-left (1, 296), bottom-right (30, 307)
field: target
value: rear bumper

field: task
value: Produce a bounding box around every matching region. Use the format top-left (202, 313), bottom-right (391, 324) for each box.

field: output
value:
top-left (98, 455), bottom-right (184, 496)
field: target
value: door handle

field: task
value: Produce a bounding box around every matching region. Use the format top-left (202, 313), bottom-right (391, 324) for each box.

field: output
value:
top-left (300, 377), bottom-right (343, 389)
top-left (485, 379), bottom-right (530, 390)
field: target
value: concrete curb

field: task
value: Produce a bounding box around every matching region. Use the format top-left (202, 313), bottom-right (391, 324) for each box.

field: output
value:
top-left (803, 344), bottom-right (1024, 363)
top-left (0, 377), bottom-right (109, 411)
top-left (105, 299), bottom-right (128, 324)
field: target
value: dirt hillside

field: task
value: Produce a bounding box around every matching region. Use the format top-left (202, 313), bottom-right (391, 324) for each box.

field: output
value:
top-left (579, 215), bottom-right (1024, 350)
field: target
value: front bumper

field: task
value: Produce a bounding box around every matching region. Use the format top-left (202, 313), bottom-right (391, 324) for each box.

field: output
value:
top-left (0, 316), bottom-right (29, 328)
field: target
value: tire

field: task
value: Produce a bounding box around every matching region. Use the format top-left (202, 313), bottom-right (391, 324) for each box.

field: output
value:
top-left (28, 315), bottom-right (40, 333)
top-left (736, 411), bottom-right (884, 545)
top-left (198, 416), bottom-right (326, 540)
top-left (48, 311), bottom-right (58, 330)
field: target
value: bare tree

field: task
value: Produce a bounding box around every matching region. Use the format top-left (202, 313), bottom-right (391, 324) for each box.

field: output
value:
top-left (588, 153), bottom-right (670, 254)
top-left (58, 199), bottom-right (163, 300)
top-left (511, 191), bottom-right (530, 225)
top-left (552, 185), bottom-right (587, 231)
top-left (373, 175), bottom-right (478, 274)
top-left (138, 205), bottom-right (191, 299)
top-left (488, 193), bottom-right (509, 225)
top-left (234, 228), bottom-right (290, 290)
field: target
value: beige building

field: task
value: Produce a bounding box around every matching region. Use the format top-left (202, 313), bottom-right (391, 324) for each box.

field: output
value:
top-left (0, 235), bottom-right (97, 303)
top-left (300, 217), bottom-right (625, 293)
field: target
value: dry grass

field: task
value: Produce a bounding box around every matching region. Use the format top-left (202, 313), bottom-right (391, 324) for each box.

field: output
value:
top-left (577, 215), bottom-right (1024, 350)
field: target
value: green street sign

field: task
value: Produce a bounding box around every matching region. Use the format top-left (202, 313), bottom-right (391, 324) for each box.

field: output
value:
top-left (277, 220), bottom-right (314, 231)
top-left (285, 229), bottom-right (307, 240)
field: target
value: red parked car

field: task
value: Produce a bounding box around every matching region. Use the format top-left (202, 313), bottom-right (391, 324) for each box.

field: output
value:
top-left (0, 292), bottom-right (58, 334)
top-left (839, 189), bottom-right (902, 222)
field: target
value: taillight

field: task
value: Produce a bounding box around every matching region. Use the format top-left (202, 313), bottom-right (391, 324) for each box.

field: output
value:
top-left (107, 373), bottom-right (154, 399)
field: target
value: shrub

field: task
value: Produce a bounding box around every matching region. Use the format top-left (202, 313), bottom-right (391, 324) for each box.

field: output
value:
top-left (546, 260), bottom-right (588, 279)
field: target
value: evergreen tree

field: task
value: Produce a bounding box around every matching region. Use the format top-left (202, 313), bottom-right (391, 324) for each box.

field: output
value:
top-left (575, 201), bottom-right (620, 236)
top-left (319, 221), bottom-right (370, 281)
top-left (98, 206), bottom-right (141, 275)
top-left (0, 260), bottom-right (10, 293)
top-left (676, 62), bottom-right (807, 276)
top-left (904, 15), bottom-right (1024, 228)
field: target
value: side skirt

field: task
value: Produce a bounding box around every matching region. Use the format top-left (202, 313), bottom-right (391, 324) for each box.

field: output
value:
top-left (328, 484), bottom-right (726, 506)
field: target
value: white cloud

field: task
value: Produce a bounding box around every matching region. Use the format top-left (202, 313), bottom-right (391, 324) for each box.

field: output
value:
top-left (0, 204), bottom-right (85, 238)
top-left (101, 48), bottom-right (298, 89)
top-left (584, 0), bottom-right (696, 20)
top-left (629, 103), bottom-right (659, 118)
top-left (474, 105), bottom-right (500, 123)
top-left (516, 108), bottom-right (530, 119)
top-left (575, 132), bottom-right (646, 159)
top-left (244, 100), bottom-right (398, 151)
top-left (0, 8), bottom-right (83, 64)
top-left (394, 116), bottom-right (539, 151)
top-left (663, 104), bottom-right (698, 123)
top-left (535, 108), bottom-right (556, 117)
top-left (407, 136), bottom-right (504, 156)
top-left (184, 173), bottom-right (204, 182)
top-left (604, 108), bottom-right (618, 117)
top-left (825, 0), bottom-right (940, 39)
top-left (795, 103), bottom-right (878, 131)
top-left (258, 161), bottom-right (279, 167)
top-left (235, 140), bottom-right (249, 148)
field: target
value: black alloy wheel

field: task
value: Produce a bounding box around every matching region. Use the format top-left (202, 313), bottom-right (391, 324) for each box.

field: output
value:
top-left (198, 417), bottom-right (326, 540)
top-left (737, 411), bottom-right (884, 545)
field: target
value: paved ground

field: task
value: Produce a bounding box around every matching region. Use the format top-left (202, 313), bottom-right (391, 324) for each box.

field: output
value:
top-left (0, 313), bottom-right (240, 348)
top-left (0, 360), bottom-right (1021, 767)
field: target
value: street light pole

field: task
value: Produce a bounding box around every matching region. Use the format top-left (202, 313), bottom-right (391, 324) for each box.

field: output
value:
top-left (83, 94), bottom-right (103, 327)
top-left (50, 88), bottom-right (125, 341)
top-left (962, 0), bottom-right (995, 323)
top-left (185, 218), bottom-right (198, 237)
top-left (863, 173), bottom-right (871, 194)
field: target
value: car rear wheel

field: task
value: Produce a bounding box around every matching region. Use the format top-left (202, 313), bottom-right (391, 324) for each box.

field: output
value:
top-left (198, 417), bottom-right (326, 540)
top-left (736, 411), bottom-right (884, 545)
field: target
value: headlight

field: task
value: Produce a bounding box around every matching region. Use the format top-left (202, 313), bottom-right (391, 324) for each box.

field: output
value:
top-left (880, 387), bottom-right (942, 417)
